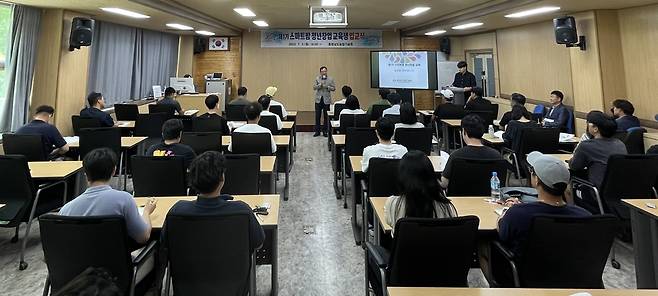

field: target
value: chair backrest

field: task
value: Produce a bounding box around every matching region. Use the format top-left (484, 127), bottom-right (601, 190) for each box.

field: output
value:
top-left (516, 214), bottom-right (618, 288)
top-left (0, 155), bottom-right (36, 224)
top-left (566, 108), bottom-right (575, 134)
top-left (384, 114), bottom-right (401, 124)
top-left (113, 104), bottom-right (139, 121)
top-left (71, 115), bottom-right (102, 136)
top-left (192, 117), bottom-right (223, 133)
top-left (149, 104), bottom-right (176, 117)
top-left (39, 215), bottom-right (133, 294)
top-left (388, 216), bottom-right (480, 287)
top-left (466, 110), bottom-right (495, 127)
top-left (371, 104), bottom-right (389, 121)
top-left (79, 127), bottom-right (121, 160)
top-left (489, 103), bottom-right (500, 120)
top-left (446, 158), bottom-right (507, 197)
top-left (394, 128), bottom-right (433, 155)
top-left (258, 115), bottom-right (279, 135)
top-left (333, 104), bottom-right (346, 120)
top-left (345, 127), bottom-right (378, 156)
top-left (269, 105), bottom-right (284, 119)
top-left (339, 114), bottom-right (369, 134)
top-left (231, 132), bottom-right (273, 156)
top-left (222, 154), bottom-right (260, 195)
top-left (623, 127), bottom-right (646, 154)
top-left (181, 132), bottom-right (222, 155)
top-left (435, 104), bottom-right (465, 120)
top-left (517, 127), bottom-right (560, 155)
top-left (598, 154), bottom-right (658, 220)
top-left (134, 113), bottom-right (167, 138)
top-left (2, 133), bottom-right (48, 161)
top-left (164, 213), bottom-right (252, 295)
top-left (174, 115), bottom-right (194, 132)
top-left (367, 158), bottom-right (400, 197)
top-left (130, 156), bottom-right (187, 197)
top-left (226, 104), bottom-right (247, 121)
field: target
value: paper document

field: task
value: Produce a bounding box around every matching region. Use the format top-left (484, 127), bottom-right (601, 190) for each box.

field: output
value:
top-left (64, 136), bottom-right (79, 144)
top-left (493, 131), bottom-right (504, 139)
top-left (184, 110), bottom-right (199, 116)
top-left (559, 133), bottom-right (575, 142)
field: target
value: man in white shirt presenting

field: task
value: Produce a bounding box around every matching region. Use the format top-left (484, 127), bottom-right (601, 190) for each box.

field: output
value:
top-left (362, 117), bottom-right (408, 172)
top-left (229, 102), bottom-right (277, 154)
top-left (258, 95), bottom-right (283, 131)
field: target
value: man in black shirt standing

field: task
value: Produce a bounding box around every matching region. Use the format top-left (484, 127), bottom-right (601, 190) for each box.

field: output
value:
top-left (452, 61), bottom-right (477, 99)
top-left (80, 92), bottom-right (114, 127)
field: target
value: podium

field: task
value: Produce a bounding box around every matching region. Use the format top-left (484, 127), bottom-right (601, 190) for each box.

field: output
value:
top-left (448, 87), bottom-right (467, 106)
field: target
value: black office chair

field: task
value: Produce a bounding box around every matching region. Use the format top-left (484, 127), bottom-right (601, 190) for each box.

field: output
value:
top-left (174, 115), bottom-right (194, 132)
top-left (394, 128), bottom-right (433, 155)
top-left (181, 132), bottom-right (222, 155)
top-left (503, 127), bottom-right (560, 179)
top-left (433, 104), bottom-right (465, 140)
top-left (366, 216), bottom-right (480, 296)
top-left (370, 105), bottom-right (388, 121)
top-left (226, 104), bottom-right (247, 121)
top-left (149, 104), bottom-right (176, 118)
top-left (339, 114), bottom-right (369, 134)
top-left (259, 115), bottom-right (280, 135)
top-left (384, 114), bottom-right (401, 124)
top-left (222, 154), bottom-right (260, 195)
top-left (114, 104), bottom-right (139, 121)
top-left (39, 215), bottom-right (156, 295)
top-left (2, 133), bottom-right (48, 161)
top-left (622, 127), bottom-right (646, 154)
top-left (0, 155), bottom-right (67, 270)
top-left (134, 113), bottom-right (167, 138)
top-left (467, 110), bottom-right (495, 127)
top-left (231, 132), bottom-right (274, 156)
top-left (360, 158), bottom-right (401, 245)
top-left (163, 213), bottom-right (256, 296)
top-left (446, 158), bottom-right (508, 197)
top-left (71, 115), bottom-right (101, 136)
top-left (79, 127), bottom-right (122, 159)
top-left (269, 105), bottom-right (284, 119)
top-left (342, 127), bottom-right (378, 208)
top-left (192, 117), bottom-right (226, 133)
top-left (131, 156), bottom-right (187, 197)
top-left (491, 215), bottom-right (618, 288)
top-left (333, 103), bottom-right (346, 121)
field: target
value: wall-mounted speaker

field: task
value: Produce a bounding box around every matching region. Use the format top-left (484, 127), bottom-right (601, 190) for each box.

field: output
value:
top-left (69, 17), bottom-right (94, 51)
top-left (439, 37), bottom-right (451, 55)
top-left (553, 16), bottom-right (586, 51)
top-left (193, 37), bottom-right (207, 54)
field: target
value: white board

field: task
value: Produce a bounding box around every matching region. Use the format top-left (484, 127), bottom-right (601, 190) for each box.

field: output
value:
top-left (437, 61), bottom-right (459, 89)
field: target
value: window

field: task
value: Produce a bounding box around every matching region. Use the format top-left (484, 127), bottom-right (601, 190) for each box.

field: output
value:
top-left (0, 4), bottom-right (12, 124)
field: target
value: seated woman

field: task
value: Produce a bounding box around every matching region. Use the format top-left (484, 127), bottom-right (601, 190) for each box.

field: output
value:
top-left (395, 103), bottom-right (425, 130)
top-left (503, 105), bottom-right (540, 150)
top-left (338, 94), bottom-right (366, 119)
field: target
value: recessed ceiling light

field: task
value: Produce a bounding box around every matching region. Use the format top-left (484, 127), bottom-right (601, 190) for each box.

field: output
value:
top-left (382, 20), bottom-right (400, 26)
top-left (195, 30), bottom-right (215, 36)
top-left (505, 6), bottom-right (561, 18)
top-left (166, 23), bottom-right (194, 30)
top-left (402, 7), bottom-right (430, 17)
top-left (425, 30), bottom-right (446, 36)
top-left (253, 20), bottom-right (269, 27)
top-left (100, 7), bottom-right (150, 19)
top-left (452, 22), bottom-right (483, 30)
top-left (321, 0), bottom-right (340, 6)
top-left (233, 8), bottom-right (256, 17)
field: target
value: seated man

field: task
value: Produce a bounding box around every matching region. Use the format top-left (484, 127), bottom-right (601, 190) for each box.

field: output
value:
top-left (265, 86), bottom-right (288, 119)
top-left (230, 86), bottom-right (250, 105)
top-left (164, 151), bottom-right (265, 252)
top-left (228, 102), bottom-right (277, 154)
top-left (611, 99), bottom-right (641, 132)
top-left (570, 111), bottom-right (627, 189)
top-left (542, 90), bottom-right (570, 132)
top-left (197, 94), bottom-right (230, 135)
top-left (499, 93), bottom-right (526, 129)
top-left (157, 87), bottom-right (183, 115)
top-left (257, 95), bottom-right (283, 131)
top-left (382, 93), bottom-right (402, 117)
top-left (498, 151), bottom-right (591, 256)
top-left (367, 88), bottom-right (391, 118)
top-left (16, 105), bottom-right (69, 158)
top-left (361, 117), bottom-right (408, 172)
top-left (146, 119), bottom-right (197, 168)
top-left (80, 92), bottom-right (114, 127)
top-left (432, 89), bottom-right (465, 123)
top-left (334, 85), bottom-right (352, 106)
top-left (60, 148), bottom-right (157, 245)
top-left (464, 87), bottom-right (492, 112)
top-left (440, 114), bottom-right (502, 189)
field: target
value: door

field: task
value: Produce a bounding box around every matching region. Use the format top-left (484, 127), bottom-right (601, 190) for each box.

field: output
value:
top-left (472, 53), bottom-right (496, 97)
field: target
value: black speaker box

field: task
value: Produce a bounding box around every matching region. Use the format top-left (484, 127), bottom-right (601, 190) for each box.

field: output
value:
top-left (69, 17), bottom-right (94, 50)
top-left (553, 16), bottom-right (578, 44)
top-left (439, 37), bottom-right (451, 55)
top-left (193, 37), bottom-right (207, 54)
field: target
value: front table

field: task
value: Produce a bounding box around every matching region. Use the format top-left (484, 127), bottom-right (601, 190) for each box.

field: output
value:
top-left (623, 199), bottom-right (658, 289)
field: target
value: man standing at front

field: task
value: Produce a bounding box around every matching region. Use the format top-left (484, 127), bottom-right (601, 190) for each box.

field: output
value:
top-left (313, 66), bottom-right (335, 137)
top-left (452, 61), bottom-right (477, 99)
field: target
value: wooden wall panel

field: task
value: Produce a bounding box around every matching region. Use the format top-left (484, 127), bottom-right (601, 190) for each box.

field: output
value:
top-left (31, 9), bottom-right (63, 116)
top-left (401, 37), bottom-right (439, 110)
top-left (618, 3), bottom-right (658, 121)
top-left (596, 10), bottom-right (627, 112)
top-left (193, 37), bottom-right (242, 100)
top-left (241, 31), bottom-right (400, 111)
top-left (177, 35), bottom-right (194, 77)
top-left (569, 11), bottom-right (605, 113)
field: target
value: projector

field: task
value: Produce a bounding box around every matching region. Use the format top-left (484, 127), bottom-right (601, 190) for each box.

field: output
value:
top-left (309, 6), bottom-right (347, 27)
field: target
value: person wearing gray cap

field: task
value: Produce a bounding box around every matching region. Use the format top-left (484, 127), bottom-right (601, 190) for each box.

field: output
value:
top-left (498, 152), bottom-right (591, 256)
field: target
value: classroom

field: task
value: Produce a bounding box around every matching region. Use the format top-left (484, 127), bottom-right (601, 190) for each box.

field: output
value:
top-left (1, 0), bottom-right (658, 295)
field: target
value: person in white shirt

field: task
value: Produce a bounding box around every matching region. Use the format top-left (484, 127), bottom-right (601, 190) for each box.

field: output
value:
top-left (382, 93), bottom-right (402, 117)
top-left (229, 102), bottom-right (277, 153)
top-left (339, 95), bottom-right (366, 120)
top-left (362, 117), bottom-right (408, 172)
top-left (257, 95), bottom-right (283, 131)
top-left (395, 103), bottom-right (425, 130)
top-left (265, 86), bottom-right (288, 119)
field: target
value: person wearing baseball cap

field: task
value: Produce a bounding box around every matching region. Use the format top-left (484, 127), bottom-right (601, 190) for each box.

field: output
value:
top-left (432, 89), bottom-right (465, 124)
top-left (264, 86), bottom-right (288, 119)
top-left (498, 152), bottom-right (591, 256)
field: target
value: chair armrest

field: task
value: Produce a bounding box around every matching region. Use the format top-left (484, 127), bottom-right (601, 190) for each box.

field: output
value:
top-left (132, 240), bottom-right (158, 267)
top-left (491, 241), bottom-right (521, 287)
top-left (557, 149), bottom-right (572, 154)
top-left (37, 179), bottom-right (67, 190)
top-left (365, 242), bottom-right (389, 268)
top-left (501, 147), bottom-right (515, 155)
top-left (571, 177), bottom-right (605, 214)
top-left (571, 176), bottom-right (595, 188)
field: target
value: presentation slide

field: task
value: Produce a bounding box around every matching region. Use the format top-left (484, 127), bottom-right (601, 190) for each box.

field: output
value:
top-left (370, 51), bottom-right (438, 90)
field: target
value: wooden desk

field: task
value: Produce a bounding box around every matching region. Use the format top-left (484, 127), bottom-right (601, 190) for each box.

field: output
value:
top-left (229, 121), bottom-right (294, 130)
top-left (68, 137), bottom-right (147, 149)
top-left (287, 111), bottom-right (297, 117)
top-left (260, 156), bottom-right (277, 194)
top-left (441, 119), bottom-right (463, 152)
top-left (222, 135), bottom-right (290, 147)
top-left (135, 195), bottom-right (279, 294)
top-left (176, 93), bottom-right (219, 114)
top-left (387, 287), bottom-right (656, 296)
top-left (418, 110), bottom-right (434, 116)
top-left (116, 121), bottom-right (135, 129)
top-left (349, 156), bottom-right (444, 174)
top-left (545, 154), bottom-right (573, 163)
top-left (332, 134), bottom-right (345, 147)
top-left (29, 161), bottom-right (83, 180)
top-left (622, 199), bottom-right (658, 288)
top-left (481, 134), bottom-right (580, 146)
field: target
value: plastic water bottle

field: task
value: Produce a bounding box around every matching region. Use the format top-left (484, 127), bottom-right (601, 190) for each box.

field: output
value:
top-left (491, 172), bottom-right (501, 200)
top-left (488, 125), bottom-right (495, 137)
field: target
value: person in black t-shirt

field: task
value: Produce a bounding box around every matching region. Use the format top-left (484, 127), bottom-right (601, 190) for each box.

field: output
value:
top-left (80, 92), bottom-right (114, 127)
top-left (16, 105), bottom-right (69, 157)
top-left (146, 118), bottom-right (196, 168)
top-left (499, 93), bottom-right (527, 129)
top-left (452, 61), bottom-right (477, 98)
top-left (503, 105), bottom-right (540, 151)
top-left (440, 114), bottom-right (502, 189)
top-left (197, 94), bottom-right (230, 135)
top-left (464, 87), bottom-right (492, 112)
top-left (156, 87), bottom-right (183, 115)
